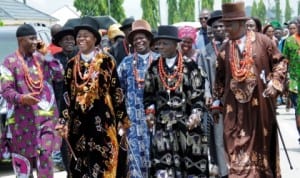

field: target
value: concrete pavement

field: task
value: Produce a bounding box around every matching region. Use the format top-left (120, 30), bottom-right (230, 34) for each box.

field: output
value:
top-left (0, 105), bottom-right (299, 177)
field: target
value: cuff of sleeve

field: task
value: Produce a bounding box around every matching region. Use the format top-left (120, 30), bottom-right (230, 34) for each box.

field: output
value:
top-left (270, 79), bottom-right (283, 92)
top-left (210, 100), bottom-right (222, 110)
top-left (44, 52), bottom-right (54, 62)
top-left (14, 94), bottom-right (23, 104)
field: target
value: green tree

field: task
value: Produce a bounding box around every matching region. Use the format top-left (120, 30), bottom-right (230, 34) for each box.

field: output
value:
top-left (285, 0), bottom-right (292, 22)
top-left (179, 0), bottom-right (195, 21)
top-left (251, 0), bottom-right (258, 17)
top-left (201, 0), bottom-right (213, 10)
top-left (274, 0), bottom-right (282, 23)
top-left (110, 0), bottom-right (125, 22)
top-left (167, 0), bottom-right (180, 24)
top-left (0, 19), bottom-right (3, 26)
top-left (141, 0), bottom-right (159, 29)
top-left (298, 0), bottom-right (300, 16)
top-left (222, 0), bottom-right (232, 3)
top-left (74, 0), bottom-right (108, 16)
top-left (297, 0), bottom-right (300, 16)
top-left (257, 0), bottom-right (266, 24)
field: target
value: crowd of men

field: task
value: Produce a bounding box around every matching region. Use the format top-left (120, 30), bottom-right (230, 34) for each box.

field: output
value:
top-left (0, 1), bottom-right (299, 178)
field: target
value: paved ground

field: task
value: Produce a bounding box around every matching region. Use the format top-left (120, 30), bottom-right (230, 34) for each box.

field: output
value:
top-left (0, 105), bottom-right (299, 177)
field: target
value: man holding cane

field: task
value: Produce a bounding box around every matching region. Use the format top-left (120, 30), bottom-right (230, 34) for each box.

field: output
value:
top-left (212, 2), bottom-right (288, 177)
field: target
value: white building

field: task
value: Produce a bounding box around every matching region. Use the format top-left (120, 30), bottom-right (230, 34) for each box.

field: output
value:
top-left (50, 5), bottom-right (80, 26)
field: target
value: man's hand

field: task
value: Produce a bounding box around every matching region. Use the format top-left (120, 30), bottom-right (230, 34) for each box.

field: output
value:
top-left (187, 112), bottom-right (201, 130)
top-left (55, 122), bottom-right (69, 139)
top-left (37, 40), bottom-right (48, 55)
top-left (20, 92), bottom-right (40, 105)
top-left (205, 97), bottom-right (213, 107)
top-left (263, 82), bottom-right (278, 98)
top-left (146, 113), bottom-right (155, 129)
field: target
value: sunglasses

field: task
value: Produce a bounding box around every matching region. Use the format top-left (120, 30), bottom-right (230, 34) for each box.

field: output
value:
top-left (200, 17), bottom-right (208, 20)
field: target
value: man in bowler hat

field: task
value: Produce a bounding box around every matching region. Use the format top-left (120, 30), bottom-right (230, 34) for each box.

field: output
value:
top-left (143, 25), bottom-right (209, 177)
top-left (55, 16), bottom-right (130, 177)
top-left (213, 2), bottom-right (287, 177)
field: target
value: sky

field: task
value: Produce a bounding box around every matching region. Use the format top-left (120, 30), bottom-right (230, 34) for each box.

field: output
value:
top-left (22, 0), bottom-right (297, 24)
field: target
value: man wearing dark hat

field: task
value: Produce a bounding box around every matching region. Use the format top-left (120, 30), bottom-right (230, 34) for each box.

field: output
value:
top-left (48, 24), bottom-right (63, 55)
top-left (55, 16), bottom-right (130, 178)
top-left (143, 25), bottom-right (209, 177)
top-left (52, 25), bottom-right (77, 176)
top-left (213, 2), bottom-right (287, 177)
top-left (199, 9), bottom-right (229, 178)
top-left (0, 24), bottom-right (64, 177)
top-left (117, 19), bottom-right (159, 178)
top-left (110, 17), bottom-right (135, 65)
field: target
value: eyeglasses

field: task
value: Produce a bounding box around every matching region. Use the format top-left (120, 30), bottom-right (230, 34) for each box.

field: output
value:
top-left (199, 17), bottom-right (208, 20)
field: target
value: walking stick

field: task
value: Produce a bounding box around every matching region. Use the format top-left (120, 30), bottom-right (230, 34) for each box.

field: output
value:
top-left (260, 70), bottom-right (293, 170)
top-left (64, 138), bottom-right (77, 161)
top-left (275, 118), bottom-right (293, 169)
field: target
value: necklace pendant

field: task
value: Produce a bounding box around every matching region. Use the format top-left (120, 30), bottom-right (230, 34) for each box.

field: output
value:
top-left (84, 62), bottom-right (89, 67)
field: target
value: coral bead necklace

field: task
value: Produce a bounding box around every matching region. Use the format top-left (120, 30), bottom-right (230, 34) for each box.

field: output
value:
top-left (16, 50), bottom-right (44, 94)
top-left (158, 52), bottom-right (184, 91)
top-left (230, 31), bottom-right (254, 82)
top-left (73, 52), bottom-right (96, 90)
top-left (132, 52), bottom-right (153, 88)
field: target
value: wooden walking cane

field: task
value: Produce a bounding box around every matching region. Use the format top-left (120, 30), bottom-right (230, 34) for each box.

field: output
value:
top-left (259, 70), bottom-right (293, 169)
top-left (57, 119), bottom-right (77, 161)
top-left (269, 97), bottom-right (293, 170)
top-left (261, 70), bottom-right (293, 170)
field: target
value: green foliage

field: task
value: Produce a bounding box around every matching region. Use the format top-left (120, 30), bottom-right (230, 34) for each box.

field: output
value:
top-left (251, 0), bottom-right (258, 17)
top-left (298, 0), bottom-right (300, 16)
top-left (167, 0), bottom-right (180, 24)
top-left (179, 0), bottom-right (195, 21)
top-left (275, 0), bottom-right (282, 23)
top-left (74, 0), bottom-right (108, 16)
top-left (257, 0), bottom-right (266, 24)
top-left (201, 0), bottom-right (213, 10)
top-left (141, 0), bottom-right (159, 29)
top-left (110, 0), bottom-right (125, 22)
top-left (285, 0), bottom-right (292, 22)
top-left (74, 0), bottom-right (125, 23)
top-left (222, 0), bottom-right (232, 3)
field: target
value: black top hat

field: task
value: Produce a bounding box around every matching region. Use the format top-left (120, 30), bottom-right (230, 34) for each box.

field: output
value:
top-left (53, 26), bottom-right (75, 47)
top-left (207, 10), bottom-right (223, 26)
top-left (74, 16), bottom-right (101, 45)
top-left (154, 25), bottom-right (181, 42)
top-left (119, 17), bottom-right (135, 31)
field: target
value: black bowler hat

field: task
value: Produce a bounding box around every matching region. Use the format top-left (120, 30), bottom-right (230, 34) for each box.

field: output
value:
top-left (53, 25), bottom-right (75, 47)
top-left (154, 25), bottom-right (181, 42)
top-left (119, 17), bottom-right (135, 31)
top-left (74, 16), bottom-right (101, 45)
top-left (207, 10), bottom-right (223, 26)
